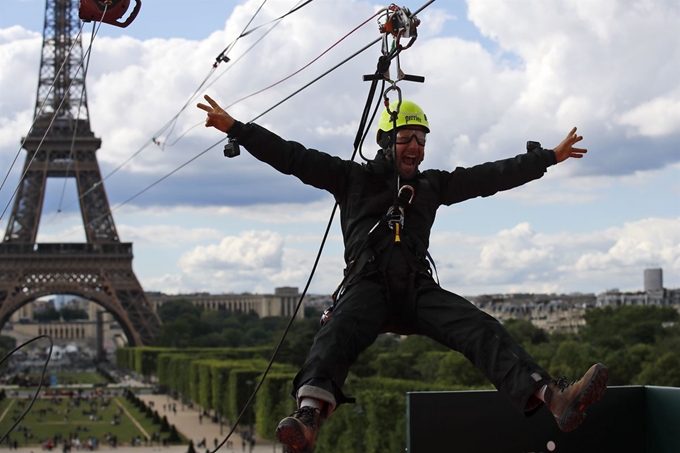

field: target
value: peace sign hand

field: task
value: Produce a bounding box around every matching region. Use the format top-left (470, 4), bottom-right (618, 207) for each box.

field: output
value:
top-left (197, 94), bottom-right (235, 133)
top-left (553, 127), bottom-right (588, 163)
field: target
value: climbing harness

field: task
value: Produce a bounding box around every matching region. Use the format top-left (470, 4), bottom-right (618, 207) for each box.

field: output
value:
top-left (386, 183), bottom-right (415, 242)
top-left (322, 3), bottom-right (430, 327)
top-left (79, 0), bottom-right (142, 28)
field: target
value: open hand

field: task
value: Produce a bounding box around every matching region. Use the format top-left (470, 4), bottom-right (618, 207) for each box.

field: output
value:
top-left (197, 95), bottom-right (234, 133)
top-left (553, 127), bottom-right (587, 163)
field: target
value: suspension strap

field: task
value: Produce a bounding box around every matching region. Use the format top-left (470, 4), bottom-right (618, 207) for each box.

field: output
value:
top-left (386, 183), bottom-right (414, 242)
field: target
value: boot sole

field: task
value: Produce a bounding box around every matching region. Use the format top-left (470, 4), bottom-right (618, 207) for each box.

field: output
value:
top-left (558, 363), bottom-right (610, 432)
top-left (276, 419), bottom-right (312, 452)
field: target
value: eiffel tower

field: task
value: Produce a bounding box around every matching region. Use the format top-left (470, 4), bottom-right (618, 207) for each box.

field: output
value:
top-left (0, 0), bottom-right (160, 346)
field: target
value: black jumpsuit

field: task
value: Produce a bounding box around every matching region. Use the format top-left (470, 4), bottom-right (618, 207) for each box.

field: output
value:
top-left (228, 121), bottom-right (554, 415)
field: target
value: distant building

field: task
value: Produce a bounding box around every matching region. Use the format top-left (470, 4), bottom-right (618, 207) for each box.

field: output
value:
top-left (644, 268), bottom-right (663, 292)
top-left (146, 286), bottom-right (306, 320)
top-left (475, 268), bottom-right (679, 333)
top-left (474, 293), bottom-right (595, 334)
top-left (2, 288), bottom-right (305, 348)
top-left (596, 268), bottom-right (679, 308)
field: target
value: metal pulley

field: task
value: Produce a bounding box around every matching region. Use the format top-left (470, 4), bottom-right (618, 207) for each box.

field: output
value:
top-left (379, 4), bottom-right (421, 40)
top-left (364, 4), bottom-right (424, 84)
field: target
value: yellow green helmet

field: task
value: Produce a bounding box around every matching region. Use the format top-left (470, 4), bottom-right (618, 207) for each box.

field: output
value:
top-left (376, 99), bottom-right (430, 144)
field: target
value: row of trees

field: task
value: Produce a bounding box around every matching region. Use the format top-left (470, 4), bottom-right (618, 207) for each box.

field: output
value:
top-left (152, 300), bottom-right (680, 387)
top-left (32, 306), bottom-right (89, 322)
top-left (118, 302), bottom-right (679, 453)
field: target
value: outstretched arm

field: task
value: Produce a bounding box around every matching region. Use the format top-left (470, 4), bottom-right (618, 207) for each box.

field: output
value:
top-left (553, 127), bottom-right (587, 163)
top-left (196, 94), bottom-right (353, 196)
top-left (197, 95), bottom-right (234, 133)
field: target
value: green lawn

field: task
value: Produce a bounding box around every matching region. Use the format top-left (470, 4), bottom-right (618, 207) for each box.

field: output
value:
top-left (0, 395), bottom-right (161, 447)
top-left (54, 372), bottom-right (108, 385)
top-left (116, 396), bottom-right (186, 444)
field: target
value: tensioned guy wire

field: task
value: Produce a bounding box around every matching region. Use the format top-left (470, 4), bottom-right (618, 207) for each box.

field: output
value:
top-left (60, 0), bottom-right (311, 212)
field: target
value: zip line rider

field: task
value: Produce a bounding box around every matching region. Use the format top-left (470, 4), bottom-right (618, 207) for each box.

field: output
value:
top-left (197, 95), bottom-right (609, 452)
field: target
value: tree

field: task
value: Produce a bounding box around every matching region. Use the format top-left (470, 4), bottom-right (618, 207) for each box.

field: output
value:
top-left (435, 352), bottom-right (489, 388)
top-left (0, 335), bottom-right (16, 351)
top-left (548, 341), bottom-right (598, 379)
top-left (168, 425), bottom-right (181, 442)
top-left (503, 319), bottom-right (548, 345)
top-left (275, 318), bottom-right (319, 367)
top-left (372, 352), bottom-right (422, 381)
top-left (157, 300), bottom-right (203, 323)
top-left (414, 351), bottom-right (447, 383)
top-left (33, 306), bottom-right (59, 322)
top-left (635, 351), bottom-right (680, 387)
top-left (397, 335), bottom-right (447, 355)
top-left (153, 315), bottom-right (209, 348)
top-left (351, 334), bottom-right (400, 378)
top-left (60, 307), bottom-right (89, 321)
top-left (582, 305), bottom-right (679, 348)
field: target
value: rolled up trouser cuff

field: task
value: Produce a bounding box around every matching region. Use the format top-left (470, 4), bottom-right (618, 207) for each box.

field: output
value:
top-left (296, 384), bottom-right (337, 417)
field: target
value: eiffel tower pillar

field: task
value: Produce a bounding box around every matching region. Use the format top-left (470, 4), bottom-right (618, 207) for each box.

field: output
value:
top-left (0, 0), bottom-right (160, 346)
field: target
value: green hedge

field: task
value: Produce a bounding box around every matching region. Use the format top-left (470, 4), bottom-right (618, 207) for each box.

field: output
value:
top-left (313, 376), bottom-right (450, 453)
top-left (118, 347), bottom-right (475, 452)
top-left (116, 346), bottom-right (272, 378)
top-left (254, 372), bottom-right (297, 443)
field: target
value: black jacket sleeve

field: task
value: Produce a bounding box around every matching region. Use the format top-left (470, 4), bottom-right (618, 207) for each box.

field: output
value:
top-left (433, 146), bottom-right (557, 206)
top-left (228, 121), bottom-right (357, 198)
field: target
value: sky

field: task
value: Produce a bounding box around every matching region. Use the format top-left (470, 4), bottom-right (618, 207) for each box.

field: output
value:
top-left (0, 0), bottom-right (678, 298)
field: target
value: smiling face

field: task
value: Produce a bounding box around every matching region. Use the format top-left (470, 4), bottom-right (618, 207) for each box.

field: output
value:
top-left (393, 126), bottom-right (427, 179)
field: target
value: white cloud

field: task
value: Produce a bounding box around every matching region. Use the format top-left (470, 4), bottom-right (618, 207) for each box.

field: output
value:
top-left (117, 224), bottom-right (223, 245)
top-left (1, 0), bottom-right (679, 298)
top-left (572, 218), bottom-right (680, 272)
top-left (617, 95), bottom-right (680, 137)
top-left (430, 217), bottom-right (680, 295)
top-left (180, 230), bottom-right (284, 272)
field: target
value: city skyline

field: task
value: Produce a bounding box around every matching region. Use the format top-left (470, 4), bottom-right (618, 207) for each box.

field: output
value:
top-left (0, 0), bottom-right (678, 297)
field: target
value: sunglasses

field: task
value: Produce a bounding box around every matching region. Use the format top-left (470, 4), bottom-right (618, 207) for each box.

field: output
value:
top-left (394, 129), bottom-right (427, 146)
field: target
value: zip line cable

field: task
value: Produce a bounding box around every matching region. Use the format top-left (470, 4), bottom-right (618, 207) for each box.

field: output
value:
top-left (161, 6), bottom-right (380, 149)
top-left (0, 6), bottom-right (108, 222)
top-left (60, 0), bottom-right (303, 210)
top-left (224, 8), bottom-right (383, 110)
top-left (214, 0), bottom-right (314, 64)
top-left (211, 66), bottom-right (386, 453)
top-left (60, 9), bottom-right (381, 220)
top-left (215, 0), bottom-right (269, 65)
top-left (153, 65), bottom-right (219, 151)
top-left (156, 0), bottom-right (271, 149)
top-left (68, 34), bottom-right (383, 240)
top-left (215, 2), bottom-right (436, 446)
top-left (160, 0), bottom-right (309, 149)
top-left (251, 37), bottom-right (382, 123)
top-left (5, 1), bottom-right (434, 447)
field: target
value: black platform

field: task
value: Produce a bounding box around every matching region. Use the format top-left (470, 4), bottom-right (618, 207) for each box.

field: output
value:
top-left (407, 386), bottom-right (679, 453)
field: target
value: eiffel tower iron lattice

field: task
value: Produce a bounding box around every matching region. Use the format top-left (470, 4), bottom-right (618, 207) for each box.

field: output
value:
top-left (0, 0), bottom-right (160, 346)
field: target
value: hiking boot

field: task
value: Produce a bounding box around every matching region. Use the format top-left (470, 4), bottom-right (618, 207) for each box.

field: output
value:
top-left (545, 363), bottom-right (609, 432)
top-left (276, 406), bottom-right (321, 452)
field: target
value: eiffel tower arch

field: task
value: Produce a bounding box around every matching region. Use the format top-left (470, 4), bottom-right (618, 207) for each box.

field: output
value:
top-left (0, 0), bottom-right (160, 346)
